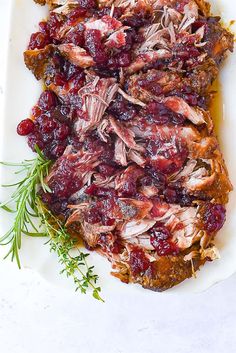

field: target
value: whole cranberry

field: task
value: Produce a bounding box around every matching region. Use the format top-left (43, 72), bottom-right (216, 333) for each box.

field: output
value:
top-left (149, 226), bottom-right (179, 256)
top-left (28, 32), bottom-right (51, 50)
top-left (54, 73), bottom-right (66, 87)
top-left (50, 144), bottom-right (67, 159)
top-left (40, 192), bottom-right (53, 204)
top-left (102, 218), bottom-right (115, 226)
top-left (27, 132), bottom-right (44, 150)
top-left (150, 226), bottom-right (171, 242)
top-left (47, 13), bottom-right (63, 38)
top-left (17, 119), bottom-right (35, 136)
top-left (154, 240), bottom-right (179, 256)
top-left (31, 106), bottom-right (42, 119)
top-left (118, 52), bottom-right (132, 67)
top-left (97, 6), bottom-right (123, 19)
top-left (108, 94), bottom-right (138, 121)
top-left (40, 117), bottom-right (57, 133)
top-left (129, 247), bottom-right (150, 275)
top-left (139, 176), bottom-right (153, 187)
top-left (63, 25), bottom-right (85, 46)
top-left (71, 178), bottom-right (83, 193)
top-left (85, 29), bottom-right (108, 64)
top-left (85, 184), bottom-right (98, 196)
top-left (163, 188), bottom-right (177, 204)
top-left (146, 167), bottom-right (166, 188)
top-left (203, 204), bottom-right (226, 233)
top-left (111, 241), bottom-right (123, 254)
top-left (38, 90), bottom-right (58, 111)
top-left (54, 124), bottom-right (70, 140)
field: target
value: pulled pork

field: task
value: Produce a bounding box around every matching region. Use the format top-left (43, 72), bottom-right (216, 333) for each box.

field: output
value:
top-left (21, 0), bottom-right (233, 291)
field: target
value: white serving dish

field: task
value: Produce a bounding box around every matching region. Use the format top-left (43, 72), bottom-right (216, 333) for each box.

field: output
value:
top-left (0, 0), bottom-right (236, 298)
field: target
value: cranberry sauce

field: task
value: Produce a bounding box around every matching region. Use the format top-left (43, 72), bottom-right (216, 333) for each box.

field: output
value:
top-left (129, 247), bottom-right (151, 275)
top-left (149, 225), bottom-right (179, 256)
top-left (203, 203), bottom-right (226, 233)
top-left (108, 94), bottom-right (139, 121)
top-left (46, 52), bottom-right (85, 89)
top-left (141, 102), bottom-right (186, 125)
top-left (17, 90), bottom-right (72, 160)
top-left (19, 0), bottom-right (230, 264)
top-left (146, 138), bottom-right (188, 175)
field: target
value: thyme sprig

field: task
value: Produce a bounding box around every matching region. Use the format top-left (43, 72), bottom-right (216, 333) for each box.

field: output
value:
top-left (37, 199), bottom-right (103, 301)
top-left (0, 148), bottom-right (103, 301)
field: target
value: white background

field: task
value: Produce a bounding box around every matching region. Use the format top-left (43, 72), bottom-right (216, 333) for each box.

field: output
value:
top-left (0, 1), bottom-right (236, 352)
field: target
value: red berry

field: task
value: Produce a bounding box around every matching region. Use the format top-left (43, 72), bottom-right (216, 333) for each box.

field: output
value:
top-left (27, 132), bottom-right (44, 150)
top-left (54, 124), bottom-right (70, 140)
top-left (38, 90), bottom-right (58, 111)
top-left (85, 29), bottom-right (108, 64)
top-left (28, 32), bottom-right (51, 50)
top-left (31, 106), bottom-right (42, 118)
top-left (40, 117), bottom-right (57, 133)
top-left (51, 144), bottom-right (66, 159)
top-left (40, 192), bottom-right (53, 204)
top-left (129, 247), bottom-right (150, 275)
top-left (149, 226), bottom-right (179, 256)
top-left (17, 119), bottom-right (35, 136)
top-left (47, 13), bottom-right (63, 38)
top-left (54, 73), bottom-right (66, 87)
top-left (163, 188), bottom-right (177, 203)
top-left (63, 29), bottom-right (85, 46)
top-left (117, 52), bottom-right (131, 67)
top-left (203, 204), bottom-right (226, 233)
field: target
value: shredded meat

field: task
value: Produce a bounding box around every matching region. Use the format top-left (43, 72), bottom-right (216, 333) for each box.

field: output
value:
top-left (21, 0), bottom-right (233, 292)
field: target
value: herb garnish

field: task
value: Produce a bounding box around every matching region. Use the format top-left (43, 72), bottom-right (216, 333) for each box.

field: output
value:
top-left (37, 199), bottom-right (103, 301)
top-left (0, 147), bottom-right (103, 301)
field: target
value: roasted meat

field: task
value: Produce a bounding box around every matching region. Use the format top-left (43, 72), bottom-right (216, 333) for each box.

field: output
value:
top-left (20, 0), bottom-right (234, 292)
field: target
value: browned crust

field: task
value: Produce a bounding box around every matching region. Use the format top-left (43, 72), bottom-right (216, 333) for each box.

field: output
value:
top-left (112, 244), bottom-right (206, 292)
top-left (127, 62), bottom-right (219, 104)
top-left (195, 0), bottom-right (211, 16)
top-left (24, 45), bottom-right (55, 80)
top-left (141, 251), bottom-right (205, 292)
top-left (189, 149), bottom-right (232, 203)
top-left (34, 0), bottom-right (46, 5)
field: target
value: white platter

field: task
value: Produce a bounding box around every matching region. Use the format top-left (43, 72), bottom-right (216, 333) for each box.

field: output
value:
top-left (0, 0), bottom-right (236, 299)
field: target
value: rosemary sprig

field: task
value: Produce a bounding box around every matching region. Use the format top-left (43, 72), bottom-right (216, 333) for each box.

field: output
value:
top-left (0, 148), bottom-right (103, 301)
top-left (0, 147), bottom-right (52, 267)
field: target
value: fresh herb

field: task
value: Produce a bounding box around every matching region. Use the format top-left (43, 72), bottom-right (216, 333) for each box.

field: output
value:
top-left (0, 146), bottom-right (52, 268)
top-left (0, 148), bottom-right (103, 301)
top-left (37, 199), bottom-right (103, 302)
